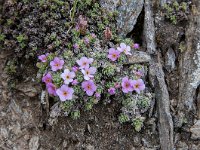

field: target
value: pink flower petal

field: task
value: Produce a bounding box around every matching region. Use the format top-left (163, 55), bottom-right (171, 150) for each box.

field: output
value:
top-left (86, 90), bottom-right (94, 96)
top-left (120, 43), bottom-right (126, 49)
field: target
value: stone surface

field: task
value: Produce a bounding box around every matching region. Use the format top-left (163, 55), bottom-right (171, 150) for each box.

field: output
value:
top-left (160, 0), bottom-right (172, 6)
top-left (177, 0), bottom-right (200, 113)
top-left (190, 120), bottom-right (200, 140)
top-left (99, 0), bottom-right (119, 12)
top-left (145, 1), bottom-right (173, 149)
top-left (86, 144), bottom-right (95, 150)
top-left (144, 0), bottom-right (156, 54)
top-left (29, 136), bottom-right (40, 150)
top-left (154, 60), bottom-right (174, 150)
top-left (165, 48), bottom-right (176, 72)
top-left (127, 51), bottom-right (151, 64)
top-left (176, 141), bottom-right (188, 150)
top-left (100, 0), bottom-right (144, 36)
top-left (197, 88), bottom-right (200, 119)
top-left (15, 83), bottom-right (39, 97)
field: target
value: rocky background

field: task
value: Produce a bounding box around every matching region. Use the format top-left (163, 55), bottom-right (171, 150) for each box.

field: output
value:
top-left (0, 0), bottom-right (200, 149)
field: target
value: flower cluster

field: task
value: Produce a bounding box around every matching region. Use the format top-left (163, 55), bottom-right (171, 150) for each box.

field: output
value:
top-left (108, 43), bottom-right (132, 62)
top-left (38, 53), bottom-right (49, 63)
top-left (36, 8), bottom-right (150, 131)
top-left (38, 42), bottom-right (145, 102)
top-left (40, 56), bottom-right (98, 101)
top-left (122, 77), bottom-right (145, 94)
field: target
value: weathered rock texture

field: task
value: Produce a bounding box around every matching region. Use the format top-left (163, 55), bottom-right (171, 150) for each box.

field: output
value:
top-left (165, 48), bottom-right (176, 72)
top-left (190, 120), bottom-right (200, 140)
top-left (127, 51), bottom-right (151, 64)
top-left (177, 0), bottom-right (200, 120)
top-left (144, 0), bottom-right (156, 54)
top-left (154, 59), bottom-right (174, 150)
top-left (100, 0), bottom-right (144, 36)
top-left (144, 1), bottom-right (174, 149)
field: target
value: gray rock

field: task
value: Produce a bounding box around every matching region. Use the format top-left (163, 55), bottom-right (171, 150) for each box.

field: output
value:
top-left (160, 0), bottom-right (166, 6)
top-left (197, 89), bottom-right (200, 119)
top-left (177, 0), bottom-right (200, 114)
top-left (176, 141), bottom-right (188, 150)
top-left (48, 102), bottom-right (61, 125)
top-left (86, 144), bottom-right (95, 150)
top-left (191, 144), bottom-right (200, 150)
top-left (15, 84), bottom-right (39, 97)
top-left (190, 120), bottom-right (200, 140)
top-left (29, 136), bottom-right (39, 150)
top-left (154, 61), bottom-right (174, 150)
top-left (127, 51), bottom-right (151, 64)
top-left (160, 0), bottom-right (169, 7)
top-left (99, 0), bottom-right (119, 12)
top-left (144, 0), bottom-right (156, 54)
top-left (100, 0), bottom-right (144, 36)
top-left (165, 48), bottom-right (176, 72)
top-left (0, 127), bottom-right (9, 139)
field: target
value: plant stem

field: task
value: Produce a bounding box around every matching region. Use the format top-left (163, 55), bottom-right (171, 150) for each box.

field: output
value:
top-left (71, 0), bottom-right (78, 22)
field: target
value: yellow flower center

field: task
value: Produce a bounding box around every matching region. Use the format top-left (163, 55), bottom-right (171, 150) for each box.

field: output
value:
top-left (87, 85), bottom-right (91, 90)
top-left (125, 83), bottom-right (129, 88)
top-left (112, 54), bottom-right (116, 58)
top-left (135, 84), bottom-right (139, 88)
top-left (63, 91), bottom-right (68, 96)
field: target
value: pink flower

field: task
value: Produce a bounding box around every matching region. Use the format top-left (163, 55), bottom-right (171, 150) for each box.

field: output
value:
top-left (72, 66), bottom-right (79, 72)
top-left (61, 69), bottom-right (75, 84)
top-left (84, 37), bottom-right (90, 45)
top-left (82, 80), bottom-right (97, 96)
top-left (133, 43), bottom-right (139, 49)
top-left (95, 92), bottom-right (101, 98)
top-left (56, 85), bottom-right (74, 101)
top-left (132, 79), bottom-right (145, 94)
top-left (135, 71), bottom-right (144, 78)
top-left (117, 43), bottom-right (132, 55)
top-left (121, 77), bottom-right (134, 93)
top-left (42, 73), bottom-right (52, 84)
top-left (114, 82), bottom-right (121, 89)
top-left (75, 25), bottom-right (80, 31)
top-left (38, 54), bottom-right (47, 62)
top-left (72, 79), bottom-right (79, 85)
top-left (91, 33), bottom-right (96, 38)
top-left (81, 67), bottom-right (96, 80)
top-left (73, 43), bottom-right (79, 49)
top-left (108, 87), bottom-right (116, 95)
top-left (46, 83), bottom-right (57, 96)
top-left (50, 57), bottom-right (64, 71)
top-left (76, 57), bottom-right (93, 69)
top-left (108, 48), bottom-right (120, 61)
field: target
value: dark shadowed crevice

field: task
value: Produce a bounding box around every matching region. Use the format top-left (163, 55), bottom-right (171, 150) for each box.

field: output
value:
top-left (194, 85), bottom-right (200, 118)
top-left (126, 7), bottom-right (145, 45)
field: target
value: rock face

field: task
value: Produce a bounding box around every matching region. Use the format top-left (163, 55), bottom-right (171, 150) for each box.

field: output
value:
top-left (177, 0), bottom-right (200, 114)
top-left (190, 120), bottom-right (200, 140)
top-left (154, 62), bottom-right (174, 150)
top-left (165, 48), bottom-right (176, 72)
top-left (127, 51), bottom-right (151, 64)
top-left (29, 136), bottom-right (40, 150)
top-left (144, 0), bottom-right (156, 54)
top-left (100, 0), bottom-right (144, 36)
